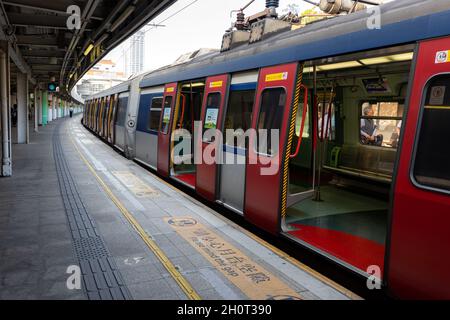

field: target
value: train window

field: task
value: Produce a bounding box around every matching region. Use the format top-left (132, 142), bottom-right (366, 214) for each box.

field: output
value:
top-left (413, 74), bottom-right (450, 192)
top-left (160, 96), bottom-right (173, 134)
top-left (360, 101), bottom-right (403, 148)
top-left (147, 97), bottom-right (163, 131)
top-left (115, 96), bottom-right (128, 126)
top-left (223, 90), bottom-right (254, 148)
top-left (256, 88), bottom-right (286, 156)
top-left (295, 101), bottom-right (310, 138)
top-left (203, 93), bottom-right (221, 142)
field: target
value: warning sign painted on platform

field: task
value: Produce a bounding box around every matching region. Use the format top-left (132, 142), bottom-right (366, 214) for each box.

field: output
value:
top-left (166, 217), bottom-right (302, 300)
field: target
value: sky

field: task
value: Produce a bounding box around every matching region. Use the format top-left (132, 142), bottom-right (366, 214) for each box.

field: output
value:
top-left (102, 0), bottom-right (316, 76)
top-left (87, 0), bottom-right (396, 82)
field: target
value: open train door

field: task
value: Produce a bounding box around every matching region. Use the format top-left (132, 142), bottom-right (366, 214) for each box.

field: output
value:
top-left (245, 63), bottom-right (303, 234)
top-left (387, 37), bottom-right (450, 299)
top-left (157, 83), bottom-right (178, 177)
top-left (196, 75), bottom-right (229, 201)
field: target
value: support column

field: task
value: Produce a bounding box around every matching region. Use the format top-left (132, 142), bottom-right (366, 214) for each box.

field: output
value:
top-left (38, 90), bottom-right (43, 125)
top-left (34, 87), bottom-right (38, 132)
top-left (52, 94), bottom-right (58, 120)
top-left (55, 96), bottom-right (58, 120)
top-left (48, 93), bottom-right (52, 122)
top-left (16, 72), bottom-right (28, 144)
top-left (0, 42), bottom-right (12, 177)
top-left (42, 91), bottom-right (48, 125)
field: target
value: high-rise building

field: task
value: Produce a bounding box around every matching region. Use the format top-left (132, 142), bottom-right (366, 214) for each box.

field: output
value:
top-left (129, 31), bottom-right (144, 75)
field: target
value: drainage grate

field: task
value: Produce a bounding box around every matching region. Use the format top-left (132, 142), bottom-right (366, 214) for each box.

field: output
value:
top-left (52, 122), bottom-right (131, 300)
top-left (73, 237), bottom-right (109, 261)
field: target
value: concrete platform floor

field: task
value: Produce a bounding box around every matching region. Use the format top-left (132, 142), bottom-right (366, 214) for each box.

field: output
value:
top-left (0, 115), bottom-right (358, 300)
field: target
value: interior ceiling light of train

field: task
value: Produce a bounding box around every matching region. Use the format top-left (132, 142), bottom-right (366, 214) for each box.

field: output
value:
top-left (0, 0), bottom-right (177, 99)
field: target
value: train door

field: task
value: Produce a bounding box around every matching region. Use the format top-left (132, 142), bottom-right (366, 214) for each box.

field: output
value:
top-left (114, 92), bottom-right (129, 151)
top-left (283, 47), bottom-right (415, 278)
top-left (157, 83), bottom-right (178, 177)
top-left (102, 96), bottom-right (110, 138)
top-left (244, 63), bottom-right (302, 233)
top-left (109, 94), bottom-right (118, 144)
top-left (170, 80), bottom-right (205, 187)
top-left (89, 100), bottom-right (95, 129)
top-left (388, 37), bottom-right (450, 299)
top-left (97, 98), bottom-right (103, 134)
top-left (135, 87), bottom-right (164, 169)
top-left (218, 72), bottom-right (257, 214)
top-left (196, 75), bottom-right (229, 201)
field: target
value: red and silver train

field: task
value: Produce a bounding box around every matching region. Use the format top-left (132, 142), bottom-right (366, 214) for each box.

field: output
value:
top-left (83, 0), bottom-right (450, 299)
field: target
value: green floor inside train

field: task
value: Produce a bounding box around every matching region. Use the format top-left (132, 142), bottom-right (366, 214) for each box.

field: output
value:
top-left (173, 163), bottom-right (195, 175)
top-left (286, 184), bottom-right (389, 244)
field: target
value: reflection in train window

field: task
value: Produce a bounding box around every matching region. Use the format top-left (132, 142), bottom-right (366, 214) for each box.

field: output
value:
top-left (414, 74), bottom-right (450, 192)
top-left (256, 88), bottom-right (286, 156)
top-left (115, 96), bottom-right (129, 126)
top-left (223, 89), bottom-right (255, 148)
top-left (360, 101), bottom-right (404, 148)
top-left (160, 96), bottom-right (173, 134)
top-left (147, 97), bottom-right (162, 131)
top-left (295, 101), bottom-right (310, 138)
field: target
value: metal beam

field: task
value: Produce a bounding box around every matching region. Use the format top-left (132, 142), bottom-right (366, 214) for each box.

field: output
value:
top-left (7, 13), bottom-right (94, 30)
top-left (2, 0), bottom-right (104, 20)
top-left (16, 35), bottom-right (60, 47)
top-left (22, 50), bottom-right (66, 58)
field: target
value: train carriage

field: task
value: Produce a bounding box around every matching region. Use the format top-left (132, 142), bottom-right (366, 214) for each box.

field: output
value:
top-left (82, 0), bottom-right (450, 299)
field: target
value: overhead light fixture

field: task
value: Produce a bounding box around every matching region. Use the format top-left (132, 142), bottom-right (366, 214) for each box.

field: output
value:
top-left (317, 61), bottom-right (363, 71)
top-left (302, 52), bottom-right (414, 73)
top-left (359, 52), bottom-right (413, 65)
top-left (182, 82), bottom-right (205, 88)
top-left (84, 43), bottom-right (94, 56)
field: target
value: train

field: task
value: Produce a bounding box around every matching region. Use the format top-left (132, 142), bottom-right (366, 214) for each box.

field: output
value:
top-left (82, 0), bottom-right (450, 299)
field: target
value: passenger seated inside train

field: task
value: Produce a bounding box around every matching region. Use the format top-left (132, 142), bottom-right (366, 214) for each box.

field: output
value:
top-left (360, 104), bottom-right (383, 146)
top-left (285, 47), bottom-right (412, 276)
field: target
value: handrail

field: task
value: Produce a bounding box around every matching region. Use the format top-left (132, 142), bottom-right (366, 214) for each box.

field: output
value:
top-left (290, 84), bottom-right (308, 159)
top-left (318, 87), bottom-right (334, 142)
top-left (324, 87), bottom-right (334, 140)
top-left (178, 94), bottom-right (186, 129)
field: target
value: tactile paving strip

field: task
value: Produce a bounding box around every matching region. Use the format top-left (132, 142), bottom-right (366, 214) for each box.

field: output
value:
top-left (52, 122), bottom-right (132, 300)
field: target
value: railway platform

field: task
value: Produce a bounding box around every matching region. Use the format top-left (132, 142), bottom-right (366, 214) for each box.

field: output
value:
top-left (0, 115), bottom-right (359, 300)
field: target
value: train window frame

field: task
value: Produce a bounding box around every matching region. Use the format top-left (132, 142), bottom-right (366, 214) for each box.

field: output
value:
top-left (147, 97), bottom-right (163, 132)
top-left (160, 96), bottom-right (174, 135)
top-left (358, 99), bottom-right (404, 149)
top-left (411, 73), bottom-right (450, 195)
top-left (254, 86), bottom-right (287, 157)
top-left (202, 92), bottom-right (222, 143)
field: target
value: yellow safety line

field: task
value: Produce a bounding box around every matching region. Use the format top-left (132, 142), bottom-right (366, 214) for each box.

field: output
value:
top-left (74, 120), bottom-right (360, 300)
top-left (69, 128), bottom-right (201, 300)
